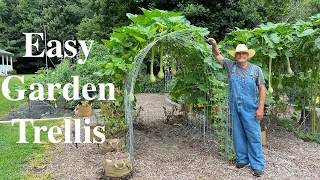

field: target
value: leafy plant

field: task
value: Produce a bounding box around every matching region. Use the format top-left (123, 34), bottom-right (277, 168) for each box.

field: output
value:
top-left (80, 101), bottom-right (90, 107)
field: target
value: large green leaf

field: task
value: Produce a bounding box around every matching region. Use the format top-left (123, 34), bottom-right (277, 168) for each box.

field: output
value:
top-left (259, 22), bottom-right (277, 31)
top-left (268, 49), bottom-right (278, 58)
top-left (315, 37), bottom-right (320, 49)
top-left (197, 84), bottom-right (208, 91)
top-left (198, 28), bottom-right (210, 36)
top-left (262, 34), bottom-right (274, 48)
top-left (197, 96), bottom-right (207, 104)
top-left (262, 48), bottom-right (277, 58)
top-left (284, 49), bottom-right (293, 57)
top-left (129, 33), bottom-right (146, 42)
top-left (141, 8), bottom-right (163, 19)
top-left (204, 56), bottom-right (222, 70)
top-left (152, 17), bottom-right (166, 25)
top-left (298, 29), bottom-right (315, 37)
top-left (269, 33), bottom-right (280, 44)
top-left (168, 16), bottom-right (186, 24)
top-left (250, 59), bottom-right (262, 67)
top-left (126, 13), bottom-right (145, 23)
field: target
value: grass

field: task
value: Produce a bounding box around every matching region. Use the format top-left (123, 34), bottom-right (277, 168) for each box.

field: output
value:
top-left (0, 74), bottom-right (35, 119)
top-left (0, 119), bottom-right (64, 180)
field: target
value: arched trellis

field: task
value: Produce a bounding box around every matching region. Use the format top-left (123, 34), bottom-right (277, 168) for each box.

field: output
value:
top-left (124, 29), bottom-right (232, 169)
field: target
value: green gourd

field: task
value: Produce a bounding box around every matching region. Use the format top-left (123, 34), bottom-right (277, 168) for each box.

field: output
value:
top-left (150, 46), bottom-right (156, 82)
top-left (268, 57), bottom-right (274, 94)
top-left (170, 52), bottom-right (176, 76)
top-left (286, 56), bottom-right (294, 76)
top-left (157, 43), bottom-right (164, 79)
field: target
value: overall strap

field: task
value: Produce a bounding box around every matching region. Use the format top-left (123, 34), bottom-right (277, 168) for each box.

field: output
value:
top-left (250, 64), bottom-right (255, 76)
top-left (232, 64), bottom-right (237, 73)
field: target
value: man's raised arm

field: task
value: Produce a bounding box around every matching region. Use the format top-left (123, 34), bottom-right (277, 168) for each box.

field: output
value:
top-left (207, 38), bottom-right (224, 65)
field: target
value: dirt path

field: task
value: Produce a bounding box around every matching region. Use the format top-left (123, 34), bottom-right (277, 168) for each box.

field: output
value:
top-left (45, 93), bottom-right (320, 180)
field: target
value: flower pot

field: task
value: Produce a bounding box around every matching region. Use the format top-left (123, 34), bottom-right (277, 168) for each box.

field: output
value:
top-left (101, 137), bottom-right (126, 153)
top-left (78, 104), bottom-right (92, 117)
top-left (104, 155), bottom-right (132, 178)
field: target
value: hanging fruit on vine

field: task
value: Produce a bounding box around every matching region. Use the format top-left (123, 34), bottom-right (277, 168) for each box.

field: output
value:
top-left (158, 43), bottom-right (165, 79)
top-left (286, 56), bottom-right (294, 76)
top-left (268, 56), bottom-right (274, 94)
top-left (150, 46), bottom-right (156, 82)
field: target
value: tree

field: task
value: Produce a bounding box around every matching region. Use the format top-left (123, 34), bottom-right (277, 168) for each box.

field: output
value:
top-left (285, 0), bottom-right (320, 22)
top-left (0, 0), bottom-right (86, 73)
top-left (77, 0), bottom-right (293, 41)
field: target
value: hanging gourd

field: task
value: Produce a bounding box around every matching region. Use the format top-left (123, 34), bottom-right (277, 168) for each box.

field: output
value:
top-left (150, 46), bottom-right (156, 82)
top-left (268, 56), bottom-right (274, 94)
top-left (277, 73), bottom-right (283, 90)
top-left (170, 51), bottom-right (176, 76)
top-left (286, 56), bottom-right (294, 76)
top-left (157, 43), bottom-right (164, 79)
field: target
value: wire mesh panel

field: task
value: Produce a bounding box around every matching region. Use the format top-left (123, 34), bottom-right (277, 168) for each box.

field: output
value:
top-left (124, 30), bottom-right (197, 168)
top-left (124, 29), bottom-right (238, 171)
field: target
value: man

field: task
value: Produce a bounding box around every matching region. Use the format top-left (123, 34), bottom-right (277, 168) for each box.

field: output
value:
top-left (207, 38), bottom-right (266, 177)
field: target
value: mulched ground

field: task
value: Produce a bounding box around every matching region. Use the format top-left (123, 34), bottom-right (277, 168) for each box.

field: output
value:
top-left (40, 93), bottom-right (319, 180)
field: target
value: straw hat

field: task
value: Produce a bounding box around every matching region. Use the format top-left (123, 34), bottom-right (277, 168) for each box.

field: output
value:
top-left (229, 44), bottom-right (255, 58)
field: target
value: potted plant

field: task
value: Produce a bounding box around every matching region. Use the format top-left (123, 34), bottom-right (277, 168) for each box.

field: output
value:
top-left (77, 100), bottom-right (92, 117)
top-left (102, 107), bottom-right (132, 178)
top-left (101, 115), bottom-right (128, 153)
top-left (100, 100), bottom-right (128, 153)
top-left (103, 151), bottom-right (132, 178)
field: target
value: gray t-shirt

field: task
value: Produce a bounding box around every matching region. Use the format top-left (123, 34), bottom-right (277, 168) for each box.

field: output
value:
top-left (223, 58), bottom-right (265, 85)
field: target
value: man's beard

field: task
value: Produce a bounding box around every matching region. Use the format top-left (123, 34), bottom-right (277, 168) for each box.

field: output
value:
top-left (237, 59), bottom-right (247, 63)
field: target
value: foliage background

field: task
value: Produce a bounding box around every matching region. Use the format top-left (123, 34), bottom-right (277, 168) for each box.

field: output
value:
top-left (1, 0), bottom-right (319, 73)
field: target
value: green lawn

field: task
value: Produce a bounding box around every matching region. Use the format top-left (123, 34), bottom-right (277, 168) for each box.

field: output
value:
top-left (0, 119), bottom-right (63, 179)
top-left (0, 75), bottom-right (35, 119)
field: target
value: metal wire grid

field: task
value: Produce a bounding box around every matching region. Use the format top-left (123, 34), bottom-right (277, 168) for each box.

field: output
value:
top-left (124, 30), bottom-right (196, 168)
top-left (123, 29), bottom-right (238, 171)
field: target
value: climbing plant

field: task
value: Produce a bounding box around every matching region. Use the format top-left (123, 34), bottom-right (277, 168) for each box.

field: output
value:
top-left (94, 8), bottom-right (234, 160)
top-left (95, 8), bottom-right (219, 103)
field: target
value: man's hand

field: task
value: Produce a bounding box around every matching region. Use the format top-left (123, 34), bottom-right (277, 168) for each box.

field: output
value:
top-left (255, 107), bottom-right (264, 121)
top-left (256, 84), bottom-right (266, 121)
top-left (207, 38), bottom-right (217, 46)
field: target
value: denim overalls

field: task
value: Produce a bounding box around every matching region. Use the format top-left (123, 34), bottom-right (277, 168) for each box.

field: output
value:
top-left (228, 63), bottom-right (264, 170)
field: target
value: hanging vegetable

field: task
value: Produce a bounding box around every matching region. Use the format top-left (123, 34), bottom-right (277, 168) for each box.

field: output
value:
top-left (157, 43), bottom-right (164, 79)
top-left (277, 73), bottom-right (283, 90)
top-left (150, 46), bottom-right (156, 82)
top-left (286, 56), bottom-right (294, 76)
top-left (170, 52), bottom-right (176, 76)
top-left (268, 56), bottom-right (274, 94)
